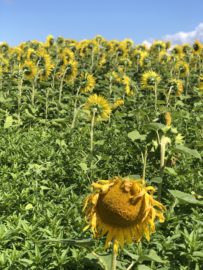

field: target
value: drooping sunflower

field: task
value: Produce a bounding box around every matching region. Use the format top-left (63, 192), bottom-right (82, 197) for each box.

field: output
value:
top-left (20, 60), bottom-right (38, 80)
top-left (83, 177), bottom-right (165, 252)
top-left (84, 94), bottom-right (111, 121)
top-left (80, 73), bottom-right (96, 93)
top-left (141, 71), bottom-right (161, 90)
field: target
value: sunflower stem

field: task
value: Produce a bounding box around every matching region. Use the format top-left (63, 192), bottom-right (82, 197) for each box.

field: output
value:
top-left (111, 240), bottom-right (117, 270)
top-left (141, 147), bottom-right (147, 182)
top-left (45, 87), bottom-right (50, 120)
top-left (17, 76), bottom-right (24, 121)
top-left (71, 86), bottom-right (80, 129)
top-left (58, 68), bottom-right (67, 104)
top-left (90, 109), bottom-right (96, 153)
top-left (154, 83), bottom-right (158, 112)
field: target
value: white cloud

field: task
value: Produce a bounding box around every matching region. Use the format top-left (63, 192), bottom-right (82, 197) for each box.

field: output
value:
top-left (142, 23), bottom-right (203, 46)
top-left (163, 23), bottom-right (203, 44)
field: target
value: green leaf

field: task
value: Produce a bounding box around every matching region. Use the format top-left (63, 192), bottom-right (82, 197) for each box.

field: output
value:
top-left (138, 265), bottom-right (153, 270)
top-left (164, 167), bottom-right (177, 176)
top-left (128, 130), bottom-right (146, 141)
top-left (150, 177), bottom-right (163, 184)
top-left (141, 250), bottom-right (165, 263)
top-left (4, 115), bottom-right (13, 128)
top-left (123, 249), bottom-right (139, 261)
top-left (25, 203), bottom-right (34, 210)
top-left (79, 162), bottom-right (88, 173)
top-left (169, 190), bottom-right (203, 206)
top-left (174, 145), bottom-right (201, 159)
top-left (193, 251), bottom-right (203, 258)
top-left (147, 123), bottom-right (166, 131)
top-left (86, 252), bottom-right (112, 270)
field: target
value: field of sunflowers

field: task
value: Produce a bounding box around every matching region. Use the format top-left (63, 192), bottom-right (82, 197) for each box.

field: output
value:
top-left (0, 35), bottom-right (202, 270)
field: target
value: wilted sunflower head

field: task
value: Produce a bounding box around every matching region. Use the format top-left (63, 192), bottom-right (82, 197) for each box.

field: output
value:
top-left (83, 177), bottom-right (165, 252)
top-left (141, 71), bottom-right (161, 90)
top-left (84, 94), bottom-right (111, 121)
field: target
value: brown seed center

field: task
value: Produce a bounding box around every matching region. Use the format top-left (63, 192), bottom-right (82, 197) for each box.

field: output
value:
top-left (96, 181), bottom-right (145, 227)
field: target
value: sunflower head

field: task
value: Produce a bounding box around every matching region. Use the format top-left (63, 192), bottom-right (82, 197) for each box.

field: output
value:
top-left (175, 61), bottom-right (189, 78)
top-left (0, 42), bottom-right (9, 54)
top-left (45, 35), bottom-right (55, 47)
top-left (165, 112), bottom-right (172, 126)
top-left (141, 71), bottom-right (161, 90)
top-left (84, 94), bottom-right (111, 121)
top-left (150, 41), bottom-right (166, 52)
top-left (168, 79), bottom-right (184, 96)
top-left (111, 99), bottom-right (124, 110)
top-left (80, 73), bottom-right (96, 93)
top-left (83, 177), bottom-right (165, 252)
top-left (21, 60), bottom-right (37, 80)
top-left (193, 40), bottom-right (202, 54)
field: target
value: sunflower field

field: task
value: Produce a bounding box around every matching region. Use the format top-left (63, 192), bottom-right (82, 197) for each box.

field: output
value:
top-left (0, 36), bottom-right (202, 270)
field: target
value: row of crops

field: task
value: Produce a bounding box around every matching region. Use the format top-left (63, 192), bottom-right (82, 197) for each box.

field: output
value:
top-left (0, 36), bottom-right (202, 269)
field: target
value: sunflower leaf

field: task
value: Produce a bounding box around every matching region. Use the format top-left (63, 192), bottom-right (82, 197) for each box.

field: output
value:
top-left (174, 145), bottom-right (201, 159)
top-left (137, 265), bottom-right (153, 270)
top-left (128, 130), bottom-right (146, 141)
top-left (169, 190), bottom-right (203, 206)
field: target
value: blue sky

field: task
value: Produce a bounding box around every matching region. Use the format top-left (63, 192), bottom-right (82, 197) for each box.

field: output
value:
top-left (1, 0), bottom-right (203, 45)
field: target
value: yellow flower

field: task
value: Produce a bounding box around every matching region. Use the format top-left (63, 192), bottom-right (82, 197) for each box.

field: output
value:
top-left (112, 99), bottom-right (124, 110)
top-left (150, 41), bottom-right (166, 52)
top-left (0, 42), bottom-right (9, 53)
top-left (45, 35), bottom-right (55, 47)
top-left (165, 112), bottom-right (172, 126)
top-left (60, 48), bottom-right (75, 63)
top-left (83, 177), bottom-right (165, 252)
top-left (175, 61), bottom-right (189, 78)
top-left (122, 75), bottom-right (133, 95)
top-left (59, 60), bottom-right (78, 84)
top-left (141, 71), bottom-right (161, 90)
top-left (80, 73), bottom-right (96, 93)
top-left (20, 60), bottom-right (37, 80)
top-left (158, 52), bottom-right (169, 63)
top-left (193, 40), bottom-right (202, 54)
top-left (168, 79), bottom-right (184, 96)
top-left (133, 50), bottom-right (148, 66)
top-left (84, 94), bottom-right (111, 121)
top-left (37, 49), bottom-right (54, 81)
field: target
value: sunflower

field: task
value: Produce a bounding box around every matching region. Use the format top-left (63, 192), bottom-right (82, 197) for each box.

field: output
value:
top-left (0, 42), bottom-right (9, 54)
top-left (45, 35), bottom-right (55, 47)
top-left (60, 48), bottom-right (75, 63)
top-left (175, 61), bottom-right (189, 78)
top-left (168, 79), bottom-right (183, 96)
top-left (141, 71), bottom-right (161, 90)
top-left (133, 50), bottom-right (148, 66)
top-left (83, 177), bottom-right (165, 252)
top-left (80, 73), bottom-right (96, 93)
top-left (84, 94), bottom-right (111, 121)
top-left (193, 40), bottom-right (202, 55)
top-left (20, 60), bottom-right (38, 80)
top-left (111, 99), bottom-right (124, 110)
top-left (165, 112), bottom-right (172, 126)
top-left (150, 41), bottom-right (166, 52)
top-left (37, 49), bottom-right (54, 81)
top-left (158, 51), bottom-right (169, 63)
top-left (59, 60), bottom-right (78, 84)
top-left (0, 56), bottom-right (9, 74)
top-left (199, 74), bottom-right (203, 93)
top-left (122, 75), bottom-right (134, 96)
